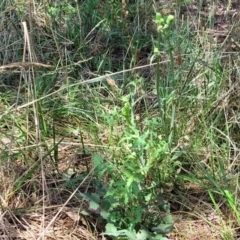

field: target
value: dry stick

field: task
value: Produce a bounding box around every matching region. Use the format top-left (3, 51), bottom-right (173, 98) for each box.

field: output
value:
top-left (0, 62), bottom-right (53, 71)
top-left (24, 0), bottom-right (46, 234)
top-left (22, 22), bottom-right (40, 141)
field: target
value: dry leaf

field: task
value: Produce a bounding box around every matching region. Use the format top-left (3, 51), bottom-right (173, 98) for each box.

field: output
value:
top-left (106, 76), bottom-right (119, 91)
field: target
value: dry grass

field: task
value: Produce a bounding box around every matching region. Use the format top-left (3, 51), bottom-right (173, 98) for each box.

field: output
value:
top-left (0, 0), bottom-right (240, 239)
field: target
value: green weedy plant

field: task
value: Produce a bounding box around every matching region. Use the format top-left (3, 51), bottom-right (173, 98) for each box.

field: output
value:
top-left (152, 13), bottom-right (174, 116)
top-left (150, 12), bottom-right (179, 153)
top-left (80, 79), bottom-right (178, 239)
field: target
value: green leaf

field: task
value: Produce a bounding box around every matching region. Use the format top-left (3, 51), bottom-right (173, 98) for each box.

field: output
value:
top-left (155, 13), bottom-right (164, 24)
top-left (103, 223), bottom-right (127, 237)
top-left (125, 230), bottom-right (138, 239)
top-left (104, 223), bottom-right (118, 236)
top-left (93, 154), bottom-right (103, 166)
top-left (126, 175), bottom-right (135, 188)
top-left (154, 47), bottom-right (159, 54)
top-left (80, 192), bottom-right (100, 204)
top-left (158, 201), bottom-right (170, 212)
top-left (89, 200), bottom-right (100, 211)
top-left (166, 15), bottom-right (174, 24)
top-left (156, 12), bottom-right (162, 21)
top-left (101, 199), bottom-right (111, 211)
top-left (171, 151), bottom-right (183, 161)
top-left (100, 209), bottom-right (110, 220)
top-left (144, 192), bottom-right (152, 202)
top-left (152, 235), bottom-right (169, 240)
top-left (136, 229), bottom-right (151, 239)
top-left (106, 223), bottom-right (117, 232)
top-left (163, 214), bottom-right (173, 224)
top-left (152, 223), bottom-right (174, 234)
top-left (132, 181), bottom-right (140, 195)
